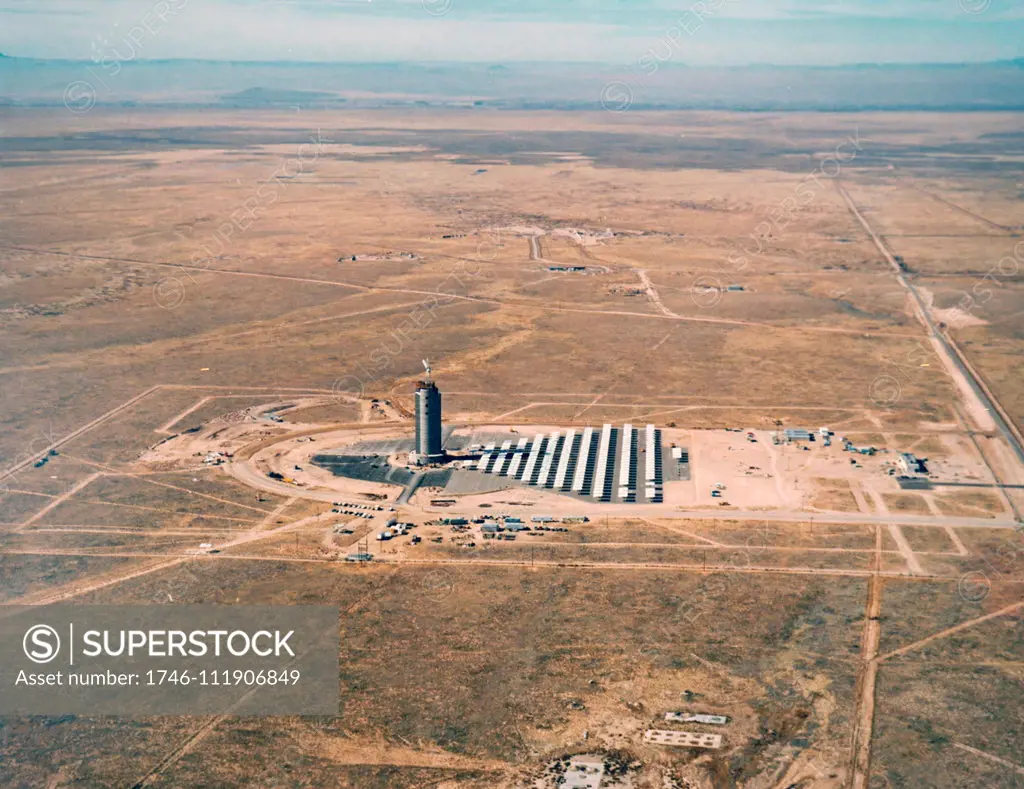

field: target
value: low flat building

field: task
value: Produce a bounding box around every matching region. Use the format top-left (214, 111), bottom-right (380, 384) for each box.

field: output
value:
top-left (899, 452), bottom-right (928, 474)
top-left (643, 729), bottom-right (723, 749)
top-left (562, 756), bottom-right (605, 789)
top-left (665, 712), bottom-right (728, 725)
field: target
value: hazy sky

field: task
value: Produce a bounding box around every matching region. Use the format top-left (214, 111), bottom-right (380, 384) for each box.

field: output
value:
top-left (1, 0), bottom-right (1021, 65)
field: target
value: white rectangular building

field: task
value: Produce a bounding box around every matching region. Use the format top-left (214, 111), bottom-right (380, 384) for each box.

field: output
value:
top-left (553, 429), bottom-right (575, 489)
top-left (536, 430), bottom-right (560, 486)
top-left (505, 437), bottom-right (529, 477)
top-left (618, 423), bottom-right (633, 498)
top-left (643, 729), bottom-right (722, 750)
top-left (571, 426), bottom-right (595, 493)
top-left (645, 424), bottom-right (657, 484)
top-left (521, 433), bottom-right (546, 483)
top-left (593, 424), bottom-right (613, 500)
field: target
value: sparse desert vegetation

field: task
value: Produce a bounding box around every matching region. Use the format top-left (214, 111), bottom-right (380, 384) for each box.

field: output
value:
top-left (2, 101), bottom-right (1022, 788)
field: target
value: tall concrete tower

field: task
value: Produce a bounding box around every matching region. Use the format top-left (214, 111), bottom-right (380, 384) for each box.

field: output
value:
top-left (414, 360), bottom-right (444, 464)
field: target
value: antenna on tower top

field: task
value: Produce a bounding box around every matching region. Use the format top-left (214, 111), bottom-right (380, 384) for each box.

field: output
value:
top-left (422, 359), bottom-right (432, 382)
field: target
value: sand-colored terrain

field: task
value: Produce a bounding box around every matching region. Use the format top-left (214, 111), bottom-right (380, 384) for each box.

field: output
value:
top-left (2, 107), bottom-right (1023, 789)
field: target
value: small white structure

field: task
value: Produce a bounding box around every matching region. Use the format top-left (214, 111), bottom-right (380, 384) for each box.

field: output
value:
top-left (644, 424), bottom-right (657, 484)
top-left (665, 712), bottom-right (729, 725)
top-left (899, 452), bottom-right (927, 475)
top-left (571, 426), bottom-right (595, 493)
top-left (593, 424), bottom-right (613, 501)
top-left (643, 729), bottom-right (723, 749)
top-left (618, 423), bottom-right (633, 499)
top-left (562, 755), bottom-right (606, 789)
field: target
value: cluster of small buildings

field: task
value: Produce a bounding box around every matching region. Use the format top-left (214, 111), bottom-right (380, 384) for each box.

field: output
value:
top-left (842, 439), bottom-right (880, 456)
top-left (773, 427), bottom-right (930, 476)
top-left (339, 251), bottom-right (419, 262)
top-left (781, 426), bottom-right (832, 444)
top-left (643, 709), bottom-right (731, 752)
top-left (376, 518), bottom-right (419, 541)
top-left (421, 513), bottom-right (590, 542)
top-left (482, 527), bottom-right (518, 541)
top-left (440, 513), bottom-right (587, 539)
top-left (479, 522), bottom-right (567, 538)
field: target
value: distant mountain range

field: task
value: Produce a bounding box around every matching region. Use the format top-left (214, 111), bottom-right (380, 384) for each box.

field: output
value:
top-left (1, 57), bottom-right (1023, 111)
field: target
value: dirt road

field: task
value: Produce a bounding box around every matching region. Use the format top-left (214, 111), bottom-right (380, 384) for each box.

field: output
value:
top-left (0, 386), bottom-right (161, 483)
top-left (837, 184), bottom-right (1023, 466)
top-left (636, 269), bottom-right (678, 318)
top-left (850, 574), bottom-right (883, 789)
top-left (878, 600), bottom-right (1024, 662)
top-left (850, 528), bottom-right (883, 789)
top-left (910, 184), bottom-right (1018, 235)
top-left (11, 509), bottom-right (325, 606)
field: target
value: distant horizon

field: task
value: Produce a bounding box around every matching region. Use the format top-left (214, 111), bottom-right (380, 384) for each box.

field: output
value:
top-left (4, 50), bottom-right (1023, 112)
top-left (3, 54), bottom-right (1024, 69)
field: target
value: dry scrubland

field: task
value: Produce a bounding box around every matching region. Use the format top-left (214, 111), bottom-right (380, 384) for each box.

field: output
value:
top-left (2, 561), bottom-right (866, 787)
top-left (1, 559), bottom-right (1020, 788)
top-left (3, 109), bottom-right (1022, 453)
top-left (2, 108), bottom-right (1023, 787)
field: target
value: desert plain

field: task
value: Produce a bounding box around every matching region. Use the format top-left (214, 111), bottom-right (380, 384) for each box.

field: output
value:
top-left (1, 106), bottom-right (1023, 788)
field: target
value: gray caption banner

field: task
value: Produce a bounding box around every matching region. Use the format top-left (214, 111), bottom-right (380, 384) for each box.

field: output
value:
top-left (1, 606), bottom-right (339, 715)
